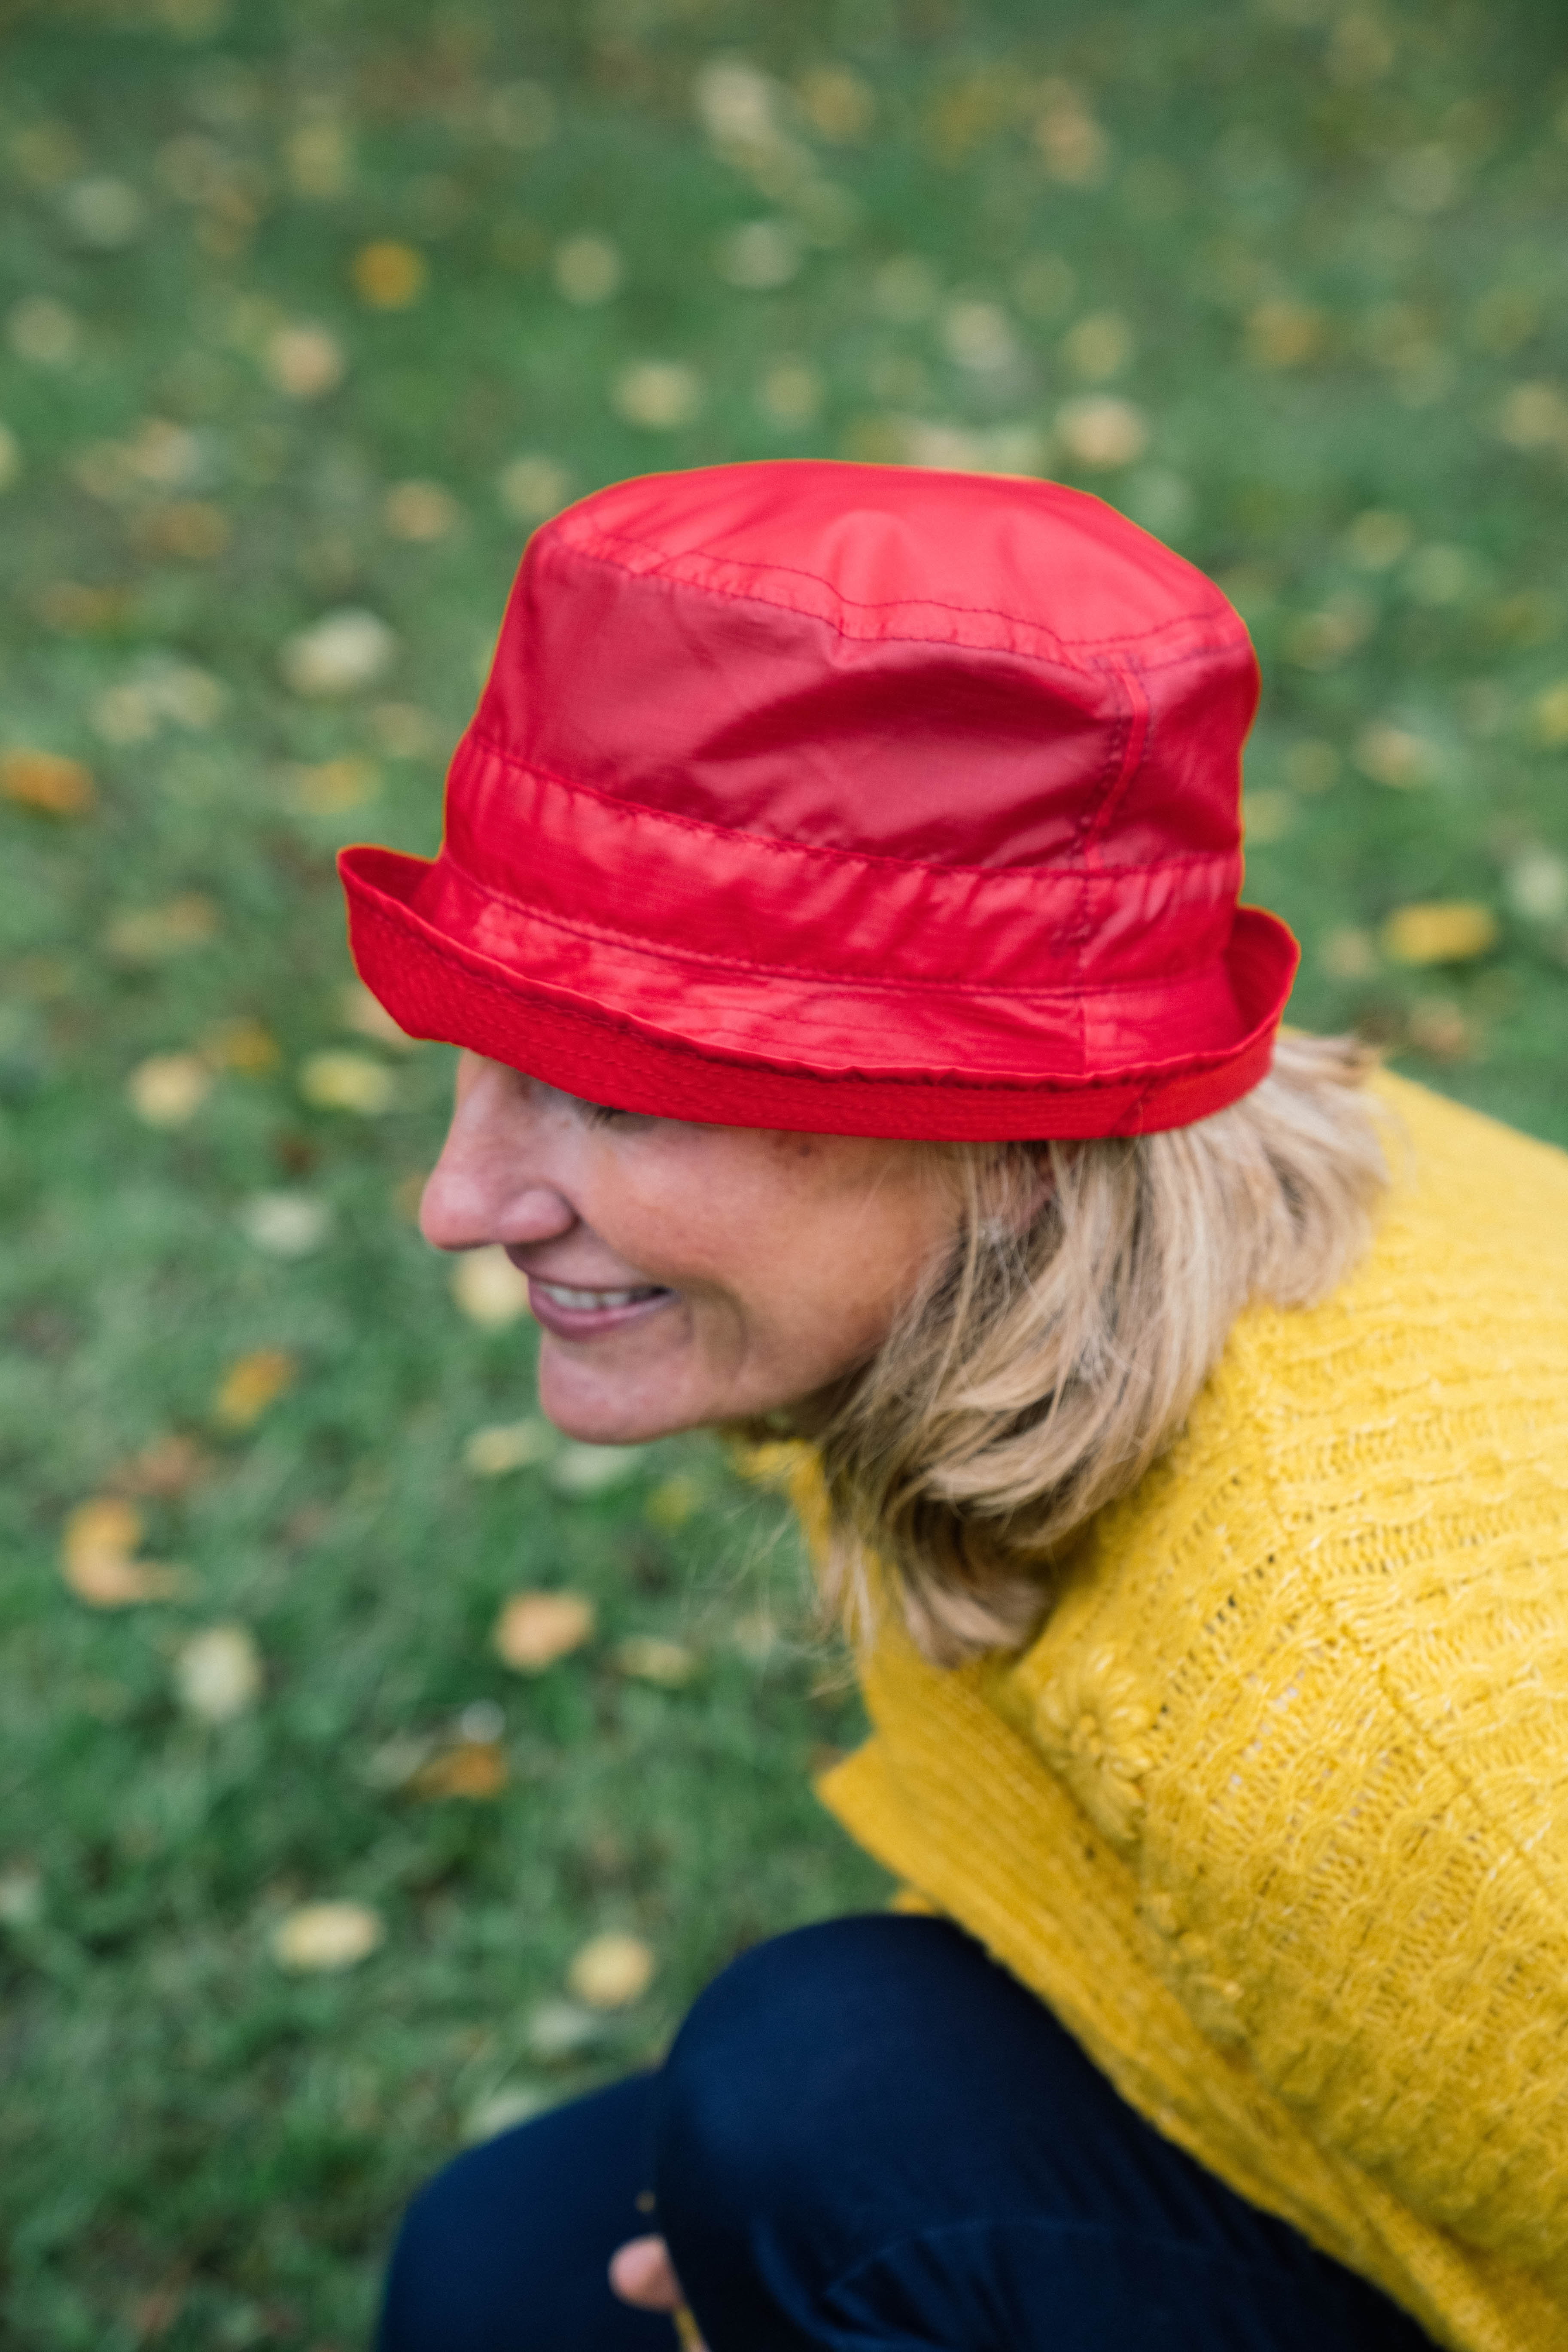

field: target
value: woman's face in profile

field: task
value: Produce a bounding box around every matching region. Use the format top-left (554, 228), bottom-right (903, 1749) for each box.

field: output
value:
top-left (420, 1052), bottom-right (956, 1445)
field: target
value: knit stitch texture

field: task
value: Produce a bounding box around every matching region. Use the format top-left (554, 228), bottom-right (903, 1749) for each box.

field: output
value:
top-left (810, 1072), bottom-right (1568, 2352)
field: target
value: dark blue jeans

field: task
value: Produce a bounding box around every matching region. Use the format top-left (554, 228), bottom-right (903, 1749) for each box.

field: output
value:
top-left (378, 1914), bottom-right (1436, 2350)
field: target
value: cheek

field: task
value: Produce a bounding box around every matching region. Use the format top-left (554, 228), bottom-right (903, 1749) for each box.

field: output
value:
top-left (724, 1192), bottom-right (947, 1382)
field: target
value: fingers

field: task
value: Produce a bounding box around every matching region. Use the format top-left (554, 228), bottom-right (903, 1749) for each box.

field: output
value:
top-left (609, 2233), bottom-right (682, 2311)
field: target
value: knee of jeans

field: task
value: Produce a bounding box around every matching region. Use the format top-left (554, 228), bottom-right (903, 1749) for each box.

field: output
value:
top-left (651, 1917), bottom-right (902, 2230)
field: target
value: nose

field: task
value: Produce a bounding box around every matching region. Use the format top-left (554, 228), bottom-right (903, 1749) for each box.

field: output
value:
top-left (419, 1061), bottom-right (578, 1253)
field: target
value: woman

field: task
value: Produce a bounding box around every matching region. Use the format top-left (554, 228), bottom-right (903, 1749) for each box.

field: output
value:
top-left (341, 463), bottom-right (1568, 2352)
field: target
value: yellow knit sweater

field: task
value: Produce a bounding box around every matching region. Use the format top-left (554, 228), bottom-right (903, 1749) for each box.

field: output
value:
top-left (808, 1073), bottom-right (1568, 2352)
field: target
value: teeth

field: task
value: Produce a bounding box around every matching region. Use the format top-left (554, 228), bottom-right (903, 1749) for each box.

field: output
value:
top-left (537, 1282), bottom-right (663, 1311)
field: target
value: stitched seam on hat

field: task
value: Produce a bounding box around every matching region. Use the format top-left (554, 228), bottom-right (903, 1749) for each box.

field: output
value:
top-left (460, 731), bottom-right (1240, 892)
top-left (1061, 657), bottom-right (1138, 971)
top-left (427, 855), bottom-right (1239, 1003)
top-left (359, 897), bottom-right (1248, 1093)
top-left (552, 523), bottom-right (1243, 661)
top-left (1080, 657), bottom-right (1152, 870)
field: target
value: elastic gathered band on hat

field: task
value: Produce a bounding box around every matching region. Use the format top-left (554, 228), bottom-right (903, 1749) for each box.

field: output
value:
top-left (339, 462), bottom-right (1300, 1140)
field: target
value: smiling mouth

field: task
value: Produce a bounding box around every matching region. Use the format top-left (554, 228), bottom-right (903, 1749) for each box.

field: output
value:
top-left (531, 1280), bottom-right (670, 1311)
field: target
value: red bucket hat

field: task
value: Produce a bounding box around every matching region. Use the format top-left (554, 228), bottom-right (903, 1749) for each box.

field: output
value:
top-left (340, 461), bottom-right (1296, 1139)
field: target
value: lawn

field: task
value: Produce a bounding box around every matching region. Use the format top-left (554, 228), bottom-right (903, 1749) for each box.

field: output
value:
top-left (1, 0), bottom-right (1565, 2343)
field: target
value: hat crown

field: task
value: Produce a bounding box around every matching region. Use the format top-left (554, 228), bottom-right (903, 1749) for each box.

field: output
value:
top-left (473, 461), bottom-right (1257, 874)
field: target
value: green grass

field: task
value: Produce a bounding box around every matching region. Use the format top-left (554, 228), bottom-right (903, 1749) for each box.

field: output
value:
top-left (1, 0), bottom-right (1565, 2341)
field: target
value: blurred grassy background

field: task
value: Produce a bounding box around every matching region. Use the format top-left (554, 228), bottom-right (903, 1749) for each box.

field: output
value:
top-left (1, 0), bottom-right (1565, 2343)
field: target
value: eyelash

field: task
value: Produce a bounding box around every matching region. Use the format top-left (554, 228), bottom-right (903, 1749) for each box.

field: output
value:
top-left (579, 1100), bottom-right (626, 1126)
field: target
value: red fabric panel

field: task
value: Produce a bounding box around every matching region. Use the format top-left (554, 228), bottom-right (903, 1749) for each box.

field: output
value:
top-left (437, 742), bottom-right (1245, 995)
top-left (475, 467), bottom-right (1257, 873)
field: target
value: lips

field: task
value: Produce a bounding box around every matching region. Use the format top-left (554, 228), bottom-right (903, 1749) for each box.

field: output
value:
top-left (523, 1274), bottom-right (674, 1341)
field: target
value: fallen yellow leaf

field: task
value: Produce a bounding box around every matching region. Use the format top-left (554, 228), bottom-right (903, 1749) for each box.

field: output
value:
top-left (451, 1245), bottom-right (530, 1327)
top-left (1242, 790), bottom-right (1294, 845)
top-left (1063, 310), bottom-right (1133, 382)
top-left (61, 1497), bottom-right (182, 1607)
top-left (35, 580), bottom-right (131, 632)
top-left (1354, 724), bottom-right (1438, 790)
top-left (279, 609), bottom-right (396, 698)
top-left (464, 1419), bottom-right (555, 1477)
top-left (132, 499), bottom-right (230, 562)
top-left (1343, 510), bottom-right (1414, 570)
top-left (644, 1473), bottom-right (702, 1530)
top-left (408, 1739), bottom-right (508, 1801)
top-left (493, 1589), bottom-right (596, 1672)
top-left (264, 321), bottom-right (346, 399)
top-left (1284, 600), bottom-right (1374, 670)
top-left (497, 453), bottom-right (573, 526)
top-left (271, 1900), bottom-right (384, 1973)
top-left (368, 700), bottom-right (444, 758)
top-left (796, 63), bottom-right (876, 141)
top-left (174, 1624), bottom-right (263, 1722)
top-left (213, 1348), bottom-right (299, 1429)
top-left (612, 1636), bottom-right (697, 1687)
top-left (527, 1998), bottom-right (598, 2058)
top-left (64, 1495), bottom-right (139, 1562)
top-left (1497, 381), bottom-right (1568, 455)
top-left (128, 1052), bottom-right (213, 1128)
top-left (104, 893), bottom-right (220, 961)
top-left (110, 1431), bottom-right (212, 1497)
top-left (1053, 395), bottom-right (1148, 470)
top-left (299, 1050), bottom-right (396, 1114)
top-left (352, 240), bottom-right (427, 309)
top-left (1320, 927), bottom-right (1379, 981)
top-left (384, 479), bottom-right (462, 540)
top-left (202, 1016), bottom-right (280, 1073)
top-left (1405, 999), bottom-right (1475, 1061)
top-left (283, 119), bottom-right (352, 199)
top-left (0, 1864), bottom-right (43, 1927)
top-left (550, 1442), bottom-right (646, 1497)
top-left (463, 2084), bottom-right (551, 2144)
top-left (0, 746), bottom-right (96, 817)
top-left (1380, 901), bottom-right (1498, 967)
top-left (567, 1930), bottom-right (655, 2010)
top-left (731, 1607), bottom-right (780, 1664)
top-left (63, 1550), bottom-right (181, 1606)
top-left (1034, 86), bottom-right (1108, 185)
top-left (612, 359), bottom-right (704, 431)
top-left (238, 1192), bottom-right (332, 1257)
top-left (338, 980), bottom-right (418, 1050)
top-left (1245, 298), bottom-right (1327, 371)
top-left (284, 755), bottom-right (382, 813)
top-left (1507, 849), bottom-right (1568, 924)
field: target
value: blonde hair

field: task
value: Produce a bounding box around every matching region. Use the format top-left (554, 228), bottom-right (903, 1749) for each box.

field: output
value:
top-left (802, 1032), bottom-right (1391, 1665)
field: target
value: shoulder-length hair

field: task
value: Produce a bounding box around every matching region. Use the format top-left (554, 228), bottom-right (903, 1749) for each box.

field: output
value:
top-left (796, 1032), bottom-right (1391, 1666)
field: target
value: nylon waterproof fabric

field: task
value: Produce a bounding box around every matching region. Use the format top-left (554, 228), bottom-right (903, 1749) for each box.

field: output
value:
top-left (340, 461), bottom-right (1299, 1138)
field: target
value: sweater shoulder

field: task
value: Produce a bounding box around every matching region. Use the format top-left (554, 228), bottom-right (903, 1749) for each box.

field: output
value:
top-left (1220, 1065), bottom-right (1568, 1460)
top-left (1011, 1068), bottom-right (1568, 1798)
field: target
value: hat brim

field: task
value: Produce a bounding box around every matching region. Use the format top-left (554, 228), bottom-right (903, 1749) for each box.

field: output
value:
top-left (339, 842), bottom-right (1298, 1141)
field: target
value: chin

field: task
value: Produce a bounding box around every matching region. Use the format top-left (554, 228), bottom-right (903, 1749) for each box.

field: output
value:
top-left (536, 1348), bottom-right (700, 1446)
